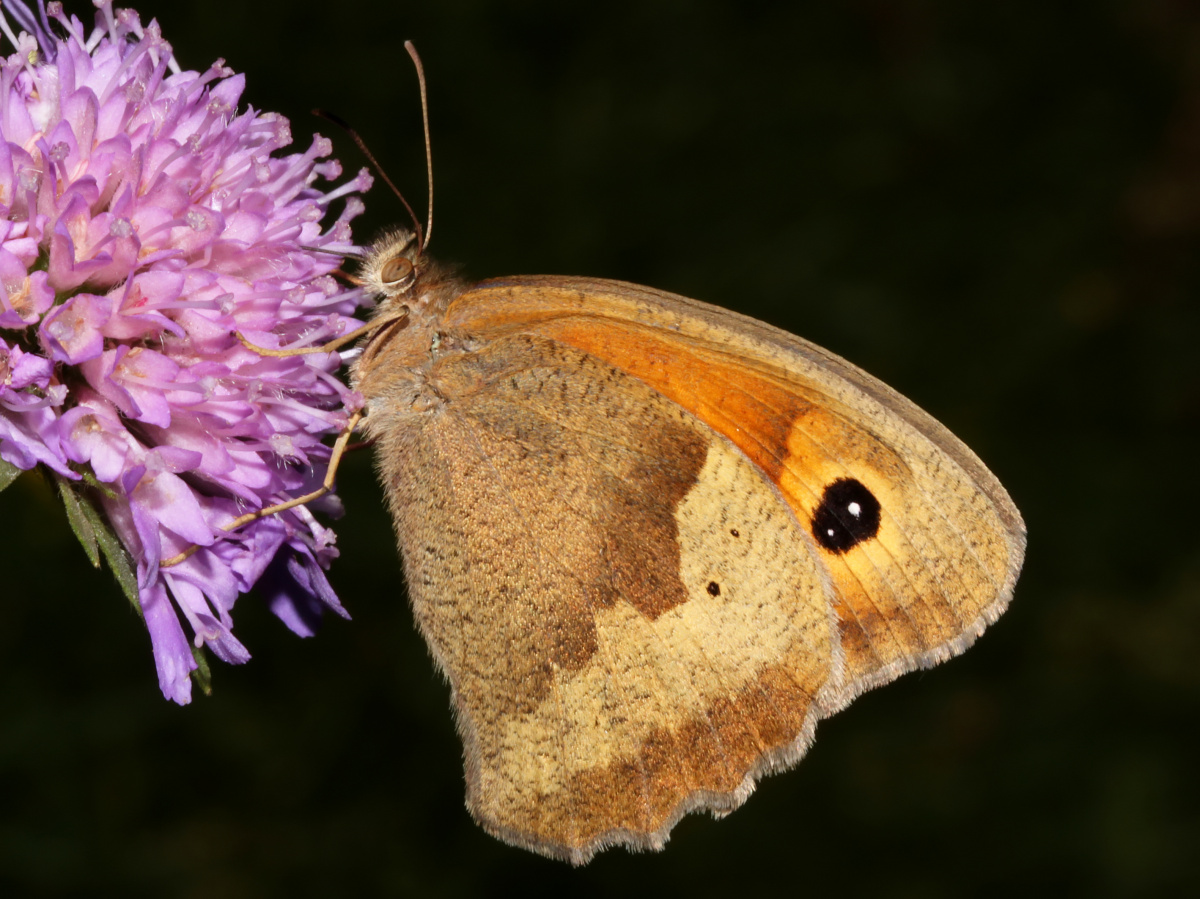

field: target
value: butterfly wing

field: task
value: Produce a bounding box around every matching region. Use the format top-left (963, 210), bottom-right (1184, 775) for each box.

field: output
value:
top-left (444, 277), bottom-right (1026, 699)
top-left (367, 276), bottom-right (1024, 863)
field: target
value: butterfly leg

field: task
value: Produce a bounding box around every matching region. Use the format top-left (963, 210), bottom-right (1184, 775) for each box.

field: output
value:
top-left (235, 313), bottom-right (404, 357)
top-left (160, 407), bottom-right (365, 567)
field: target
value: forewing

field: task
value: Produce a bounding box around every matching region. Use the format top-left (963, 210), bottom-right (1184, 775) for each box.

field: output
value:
top-left (443, 276), bottom-right (1026, 709)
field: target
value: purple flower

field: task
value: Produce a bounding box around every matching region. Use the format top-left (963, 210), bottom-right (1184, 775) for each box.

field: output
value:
top-left (0, 1), bottom-right (371, 703)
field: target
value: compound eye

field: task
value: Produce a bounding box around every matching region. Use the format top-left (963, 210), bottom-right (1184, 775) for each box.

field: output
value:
top-left (380, 256), bottom-right (414, 286)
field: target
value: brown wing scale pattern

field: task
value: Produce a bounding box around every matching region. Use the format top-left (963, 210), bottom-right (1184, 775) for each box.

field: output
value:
top-left (445, 278), bottom-right (1024, 702)
top-left (360, 274), bottom-right (1024, 862)
top-left (368, 330), bottom-right (836, 861)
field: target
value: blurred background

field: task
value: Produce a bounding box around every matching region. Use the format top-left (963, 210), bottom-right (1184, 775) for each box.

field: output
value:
top-left (2, 0), bottom-right (1197, 895)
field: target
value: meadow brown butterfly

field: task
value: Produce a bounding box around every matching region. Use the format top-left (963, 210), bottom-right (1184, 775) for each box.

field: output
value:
top-left (279, 48), bottom-right (1025, 866)
top-left (344, 226), bottom-right (1026, 862)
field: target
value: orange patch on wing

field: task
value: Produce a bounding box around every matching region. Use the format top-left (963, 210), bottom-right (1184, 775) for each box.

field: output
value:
top-left (528, 318), bottom-right (948, 674)
top-left (529, 318), bottom-right (909, 527)
top-left (531, 318), bottom-right (812, 483)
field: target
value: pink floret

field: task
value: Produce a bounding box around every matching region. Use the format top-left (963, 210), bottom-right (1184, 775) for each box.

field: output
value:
top-left (1, 1), bottom-right (367, 703)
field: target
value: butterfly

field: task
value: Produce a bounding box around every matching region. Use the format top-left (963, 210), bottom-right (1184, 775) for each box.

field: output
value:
top-left (224, 44), bottom-right (1026, 864)
top-left (339, 223), bottom-right (1025, 864)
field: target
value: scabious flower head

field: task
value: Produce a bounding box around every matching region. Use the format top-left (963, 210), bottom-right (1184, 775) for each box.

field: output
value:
top-left (0, 1), bottom-right (372, 703)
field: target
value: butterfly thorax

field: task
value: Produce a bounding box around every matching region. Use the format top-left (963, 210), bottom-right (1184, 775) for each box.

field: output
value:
top-left (351, 229), bottom-right (472, 422)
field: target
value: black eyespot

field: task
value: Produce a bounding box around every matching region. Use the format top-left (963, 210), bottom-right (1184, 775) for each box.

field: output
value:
top-left (706, 581), bottom-right (721, 596)
top-left (729, 528), bottom-right (740, 538)
top-left (811, 478), bottom-right (881, 554)
top-left (380, 256), bottom-right (414, 285)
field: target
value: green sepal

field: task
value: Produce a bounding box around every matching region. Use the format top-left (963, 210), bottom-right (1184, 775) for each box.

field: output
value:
top-left (0, 457), bottom-right (22, 492)
top-left (56, 476), bottom-right (101, 568)
top-left (54, 475), bottom-right (141, 614)
top-left (89, 505), bottom-right (141, 615)
top-left (79, 468), bottom-right (118, 499)
top-left (190, 645), bottom-right (213, 697)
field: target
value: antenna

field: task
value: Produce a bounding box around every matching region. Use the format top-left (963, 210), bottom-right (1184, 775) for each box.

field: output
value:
top-left (312, 42), bottom-right (435, 254)
top-left (313, 108), bottom-right (425, 251)
top-left (405, 41), bottom-right (435, 251)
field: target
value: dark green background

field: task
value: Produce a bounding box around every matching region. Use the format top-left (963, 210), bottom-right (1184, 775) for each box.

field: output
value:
top-left (2, 0), bottom-right (1197, 895)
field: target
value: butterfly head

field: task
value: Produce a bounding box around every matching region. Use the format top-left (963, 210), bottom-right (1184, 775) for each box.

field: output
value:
top-left (350, 227), bottom-right (466, 394)
top-left (359, 227), bottom-right (425, 311)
